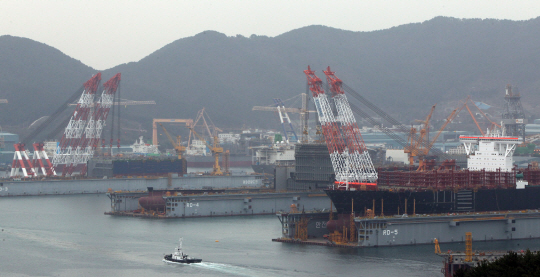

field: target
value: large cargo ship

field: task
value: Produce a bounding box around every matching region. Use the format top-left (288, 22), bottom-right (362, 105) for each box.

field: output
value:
top-left (325, 133), bottom-right (540, 216)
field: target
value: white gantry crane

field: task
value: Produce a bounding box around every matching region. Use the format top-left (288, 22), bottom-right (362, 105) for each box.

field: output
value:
top-left (273, 98), bottom-right (298, 143)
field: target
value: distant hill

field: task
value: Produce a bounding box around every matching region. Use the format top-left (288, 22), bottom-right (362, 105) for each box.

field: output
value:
top-left (2, 16), bottom-right (540, 143)
top-left (0, 35), bottom-right (95, 140)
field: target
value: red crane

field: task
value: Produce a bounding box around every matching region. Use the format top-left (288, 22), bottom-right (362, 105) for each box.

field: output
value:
top-left (52, 73), bottom-right (102, 176)
top-left (323, 67), bottom-right (377, 186)
top-left (304, 66), bottom-right (349, 188)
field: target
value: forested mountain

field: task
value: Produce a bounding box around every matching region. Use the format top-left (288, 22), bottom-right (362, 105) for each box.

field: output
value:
top-left (1, 16), bottom-right (540, 142)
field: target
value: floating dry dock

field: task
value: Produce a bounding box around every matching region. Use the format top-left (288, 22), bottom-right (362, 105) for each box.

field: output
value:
top-left (105, 188), bottom-right (333, 218)
top-left (273, 210), bottom-right (540, 248)
top-left (0, 174), bottom-right (264, 197)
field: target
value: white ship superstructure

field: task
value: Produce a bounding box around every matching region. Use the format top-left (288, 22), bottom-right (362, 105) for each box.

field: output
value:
top-left (186, 139), bottom-right (208, 156)
top-left (460, 131), bottom-right (522, 172)
top-left (252, 143), bottom-right (295, 166)
top-left (130, 136), bottom-right (159, 155)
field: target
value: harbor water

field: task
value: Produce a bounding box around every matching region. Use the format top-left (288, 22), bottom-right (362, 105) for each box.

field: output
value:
top-left (1, 194), bottom-right (540, 276)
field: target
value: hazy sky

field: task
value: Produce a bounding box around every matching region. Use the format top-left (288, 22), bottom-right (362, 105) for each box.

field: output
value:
top-left (1, 1), bottom-right (539, 70)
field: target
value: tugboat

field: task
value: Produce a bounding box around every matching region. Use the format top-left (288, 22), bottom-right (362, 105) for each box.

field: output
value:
top-left (163, 238), bottom-right (202, 264)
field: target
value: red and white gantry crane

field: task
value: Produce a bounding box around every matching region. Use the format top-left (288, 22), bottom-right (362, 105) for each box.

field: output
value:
top-left (76, 73), bottom-right (121, 176)
top-left (304, 66), bottom-right (350, 187)
top-left (323, 67), bottom-right (377, 188)
top-left (52, 73), bottom-right (102, 176)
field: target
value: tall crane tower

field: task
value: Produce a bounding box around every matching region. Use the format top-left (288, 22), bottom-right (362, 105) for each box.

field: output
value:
top-left (52, 73), bottom-right (102, 176)
top-left (189, 127), bottom-right (224, 175)
top-left (252, 94), bottom-right (315, 143)
top-left (78, 73), bottom-right (121, 175)
top-left (273, 98), bottom-right (298, 143)
top-left (304, 66), bottom-right (351, 189)
top-left (159, 123), bottom-right (186, 159)
top-left (52, 73), bottom-right (121, 176)
top-left (323, 67), bottom-right (377, 187)
top-left (502, 85), bottom-right (527, 138)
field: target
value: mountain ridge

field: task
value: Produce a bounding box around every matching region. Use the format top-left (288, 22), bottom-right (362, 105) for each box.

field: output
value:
top-left (1, 16), bottom-right (540, 143)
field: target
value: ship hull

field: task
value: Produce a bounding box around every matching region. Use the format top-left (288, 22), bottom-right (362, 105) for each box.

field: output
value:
top-left (163, 255), bottom-right (202, 264)
top-left (186, 155), bottom-right (251, 168)
top-left (251, 164), bottom-right (276, 174)
top-left (325, 185), bottom-right (540, 215)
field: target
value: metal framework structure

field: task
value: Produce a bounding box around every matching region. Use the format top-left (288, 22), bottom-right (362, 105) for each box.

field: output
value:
top-left (273, 98), bottom-right (298, 143)
top-left (502, 85), bottom-right (527, 139)
top-left (304, 66), bottom-right (348, 187)
top-left (31, 142), bottom-right (56, 176)
top-left (152, 119), bottom-right (193, 146)
top-left (376, 168), bottom-right (517, 189)
top-left (323, 67), bottom-right (377, 185)
top-left (77, 73), bottom-right (122, 175)
top-left (304, 66), bottom-right (378, 190)
top-left (51, 73), bottom-right (121, 176)
top-left (10, 143), bottom-right (36, 178)
top-left (52, 73), bottom-right (102, 176)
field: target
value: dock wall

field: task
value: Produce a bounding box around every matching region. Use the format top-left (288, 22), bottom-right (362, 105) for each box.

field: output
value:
top-left (106, 191), bottom-right (332, 218)
top-left (356, 212), bottom-right (540, 247)
top-left (0, 175), bottom-right (263, 197)
top-left (164, 192), bottom-right (332, 218)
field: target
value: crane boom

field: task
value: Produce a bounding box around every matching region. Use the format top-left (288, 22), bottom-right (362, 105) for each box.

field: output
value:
top-left (304, 66), bottom-right (349, 188)
top-left (323, 67), bottom-right (377, 185)
top-left (159, 123), bottom-right (185, 159)
top-left (189, 127), bottom-right (223, 175)
top-left (273, 98), bottom-right (298, 143)
top-left (52, 73), bottom-right (102, 176)
top-left (341, 83), bottom-right (452, 162)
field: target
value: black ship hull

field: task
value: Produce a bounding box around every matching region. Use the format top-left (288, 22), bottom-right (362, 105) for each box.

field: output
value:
top-left (163, 254), bottom-right (202, 264)
top-left (325, 186), bottom-right (540, 215)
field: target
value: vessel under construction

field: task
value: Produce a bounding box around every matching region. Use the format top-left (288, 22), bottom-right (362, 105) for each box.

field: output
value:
top-left (326, 134), bottom-right (540, 217)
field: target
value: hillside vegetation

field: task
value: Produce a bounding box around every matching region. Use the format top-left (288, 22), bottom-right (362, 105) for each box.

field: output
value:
top-left (1, 17), bottom-right (540, 142)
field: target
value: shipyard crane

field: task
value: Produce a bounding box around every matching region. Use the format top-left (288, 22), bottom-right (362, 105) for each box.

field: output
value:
top-left (188, 108), bottom-right (221, 149)
top-left (52, 73), bottom-right (103, 176)
top-left (304, 66), bottom-right (354, 189)
top-left (80, 73), bottom-right (121, 175)
top-left (413, 101), bottom-right (468, 171)
top-left (469, 100), bottom-right (501, 132)
top-left (252, 94), bottom-right (316, 143)
top-left (323, 67), bottom-right (378, 186)
top-left (159, 123), bottom-right (186, 159)
top-left (404, 104), bottom-right (436, 168)
top-left (50, 73), bottom-right (122, 176)
top-left (273, 98), bottom-right (298, 143)
top-left (189, 127), bottom-right (223, 175)
top-left (460, 97), bottom-right (502, 136)
top-left (338, 82), bottom-right (454, 163)
top-left (152, 119), bottom-right (193, 146)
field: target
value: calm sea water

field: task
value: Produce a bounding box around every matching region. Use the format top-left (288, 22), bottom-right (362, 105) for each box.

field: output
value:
top-left (1, 194), bottom-right (540, 277)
